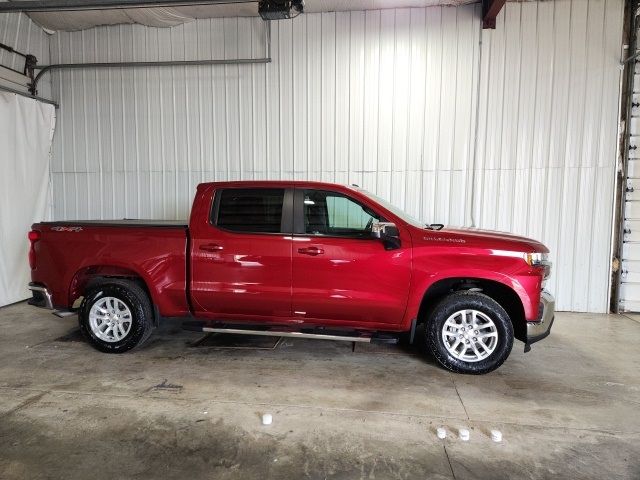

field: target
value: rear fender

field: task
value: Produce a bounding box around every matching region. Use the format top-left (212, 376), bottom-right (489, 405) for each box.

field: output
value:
top-left (69, 265), bottom-right (152, 307)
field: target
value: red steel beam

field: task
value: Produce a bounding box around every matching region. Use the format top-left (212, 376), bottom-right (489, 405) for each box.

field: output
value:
top-left (483, 0), bottom-right (507, 29)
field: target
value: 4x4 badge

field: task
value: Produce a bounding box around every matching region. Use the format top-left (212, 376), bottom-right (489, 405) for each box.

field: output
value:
top-left (51, 226), bottom-right (83, 232)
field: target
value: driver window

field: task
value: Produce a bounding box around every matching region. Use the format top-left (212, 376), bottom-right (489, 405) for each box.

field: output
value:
top-left (303, 190), bottom-right (381, 237)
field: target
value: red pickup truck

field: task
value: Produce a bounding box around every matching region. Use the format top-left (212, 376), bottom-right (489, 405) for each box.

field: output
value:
top-left (27, 181), bottom-right (554, 374)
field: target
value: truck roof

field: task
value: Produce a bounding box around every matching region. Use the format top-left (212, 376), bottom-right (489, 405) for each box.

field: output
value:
top-left (198, 180), bottom-right (361, 190)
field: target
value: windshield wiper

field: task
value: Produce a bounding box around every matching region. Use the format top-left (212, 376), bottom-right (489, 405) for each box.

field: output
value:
top-left (425, 223), bottom-right (444, 231)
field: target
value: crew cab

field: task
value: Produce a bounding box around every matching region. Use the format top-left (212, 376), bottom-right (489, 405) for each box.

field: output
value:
top-left (27, 181), bottom-right (554, 374)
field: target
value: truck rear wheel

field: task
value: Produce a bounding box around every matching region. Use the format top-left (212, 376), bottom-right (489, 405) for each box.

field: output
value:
top-left (79, 279), bottom-right (154, 353)
top-left (425, 291), bottom-right (514, 374)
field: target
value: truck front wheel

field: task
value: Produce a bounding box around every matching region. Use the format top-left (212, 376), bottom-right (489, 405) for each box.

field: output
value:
top-left (79, 279), bottom-right (155, 353)
top-left (425, 291), bottom-right (514, 374)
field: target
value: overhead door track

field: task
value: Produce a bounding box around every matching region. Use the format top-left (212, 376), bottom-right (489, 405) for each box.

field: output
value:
top-left (28, 20), bottom-right (271, 96)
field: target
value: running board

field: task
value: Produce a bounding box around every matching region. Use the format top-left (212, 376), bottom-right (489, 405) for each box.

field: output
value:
top-left (182, 321), bottom-right (399, 344)
top-left (201, 327), bottom-right (372, 343)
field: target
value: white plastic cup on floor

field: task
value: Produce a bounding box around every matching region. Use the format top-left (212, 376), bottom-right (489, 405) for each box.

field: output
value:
top-left (491, 430), bottom-right (502, 442)
top-left (436, 427), bottom-right (447, 439)
top-left (458, 428), bottom-right (470, 441)
top-left (262, 413), bottom-right (273, 426)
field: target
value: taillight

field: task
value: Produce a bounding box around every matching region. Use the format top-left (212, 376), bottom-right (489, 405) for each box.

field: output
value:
top-left (28, 230), bottom-right (41, 269)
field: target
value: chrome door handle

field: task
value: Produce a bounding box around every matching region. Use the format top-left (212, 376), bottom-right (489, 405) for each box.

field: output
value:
top-left (298, 246), bottom-right (324, 256)
top-left (200, 243), bottom-right (223, 252)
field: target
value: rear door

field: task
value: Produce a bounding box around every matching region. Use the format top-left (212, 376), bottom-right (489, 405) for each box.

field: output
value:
top-left (291, 188), bottom-right (412, 327)
top-left (190, 187), bottom-right (293, 319)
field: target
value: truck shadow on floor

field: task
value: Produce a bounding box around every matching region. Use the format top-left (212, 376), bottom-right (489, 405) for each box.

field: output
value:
top-left (52, 322), bottom-right (431, 362)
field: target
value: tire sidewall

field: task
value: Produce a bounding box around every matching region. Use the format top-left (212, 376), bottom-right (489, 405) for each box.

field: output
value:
top-left (427, 292), bottom-right (514, 374)
top-left (79, 283), bottom-right (149, 353)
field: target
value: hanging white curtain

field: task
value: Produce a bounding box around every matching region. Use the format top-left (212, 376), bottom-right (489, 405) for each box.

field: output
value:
top-left (0, 93), bottom-right (56, 307)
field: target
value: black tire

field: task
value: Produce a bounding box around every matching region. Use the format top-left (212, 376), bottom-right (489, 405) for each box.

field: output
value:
top-left (79, 279), bottom-right (155, 353)
top-left (425, 291), bottom-right (514, 374)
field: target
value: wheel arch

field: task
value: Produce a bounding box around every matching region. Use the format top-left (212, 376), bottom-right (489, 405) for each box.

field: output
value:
top-left (69, 265), bottom-right (154, 310)
top-left (417, 277), bottom-right (527, 343)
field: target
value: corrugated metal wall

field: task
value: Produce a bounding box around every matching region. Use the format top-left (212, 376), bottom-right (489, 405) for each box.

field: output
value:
top-left (0, 11), bottom-right (51, 97)
top-left (475, 0), bottom-right (624, 313)
top-left (47, 0), bottom-right (625, 313)
top-left (48, 6), bottom-right (481, 223)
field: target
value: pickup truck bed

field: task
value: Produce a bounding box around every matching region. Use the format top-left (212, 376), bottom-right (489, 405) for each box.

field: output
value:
top-left (37, 220), bottom-right (188, 227)
top-left (30, 221), bottom-right (189, 317)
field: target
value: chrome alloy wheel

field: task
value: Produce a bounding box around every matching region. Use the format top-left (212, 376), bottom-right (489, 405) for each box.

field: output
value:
top-left (88, 297), bottom-right (133, 343)
top-left (441, 309), bottom-right (498, 363)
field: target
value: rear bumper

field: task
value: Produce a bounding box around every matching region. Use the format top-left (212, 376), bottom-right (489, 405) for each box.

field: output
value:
top-left (28, 283), bottom-right (53, 310)
top-left (526, 291), bottom-right (555, 345)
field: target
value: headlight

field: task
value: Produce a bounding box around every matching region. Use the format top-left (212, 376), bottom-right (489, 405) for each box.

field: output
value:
top-left (524, 252), bottom-right (551, 280)
top-left (524, 252), bottom-right (548, 266)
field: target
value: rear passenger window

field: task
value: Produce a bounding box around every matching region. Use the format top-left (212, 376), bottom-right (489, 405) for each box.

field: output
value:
top-left (215, 188), bottom-right (284, 233)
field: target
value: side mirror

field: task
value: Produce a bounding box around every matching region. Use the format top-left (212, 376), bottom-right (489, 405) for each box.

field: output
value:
top-left (372, 222), bottom-right (401, 250)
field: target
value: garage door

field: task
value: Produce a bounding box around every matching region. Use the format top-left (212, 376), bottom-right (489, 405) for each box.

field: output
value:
top-left (620, 48), bottom-right (640, 312)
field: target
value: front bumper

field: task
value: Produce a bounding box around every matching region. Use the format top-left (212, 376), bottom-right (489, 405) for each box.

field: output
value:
top-left (525, 291), bottom-right (555, 347)
top-left (28, 282), bottom-right (53, 310)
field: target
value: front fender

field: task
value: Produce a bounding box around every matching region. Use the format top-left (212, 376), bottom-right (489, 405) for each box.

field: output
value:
top-left (402, 252), bottom-right (542, 329)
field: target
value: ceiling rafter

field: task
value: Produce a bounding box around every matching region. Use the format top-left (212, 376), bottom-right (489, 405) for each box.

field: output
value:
top-left (482, 0), bottom-right (506, 29)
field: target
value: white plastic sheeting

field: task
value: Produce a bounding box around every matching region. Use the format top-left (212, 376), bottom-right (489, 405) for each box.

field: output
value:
top-left (46, 0), bottom-right (624, 313)
top-left (26, 0), bottom-right (474, 32)
top-left (0, 93), bottom-right (56, 307)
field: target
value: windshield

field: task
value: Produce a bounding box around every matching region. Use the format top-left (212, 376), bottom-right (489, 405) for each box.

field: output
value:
top-left (359, 189), bottom-right (426, 228)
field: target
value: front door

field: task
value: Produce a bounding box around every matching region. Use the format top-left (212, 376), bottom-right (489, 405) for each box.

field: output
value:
top-left (291, 188), bottom-right (412, 327)
top-left (190, 187), bottom-right (293, 319)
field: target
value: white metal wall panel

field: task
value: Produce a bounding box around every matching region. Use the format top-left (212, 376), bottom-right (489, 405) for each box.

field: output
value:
top-left (47, 0), bottom-right (624, 313)
top-left (48, 6), bottom-right (481, 224)
top-left (0, 12), bottom-right (51, 97)
top-left (474, 0), bottom-right (624, 312)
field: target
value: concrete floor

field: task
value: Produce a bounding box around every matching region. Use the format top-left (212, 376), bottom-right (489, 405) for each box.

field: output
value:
top-left (0, 303), bottom-right (639, 480)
